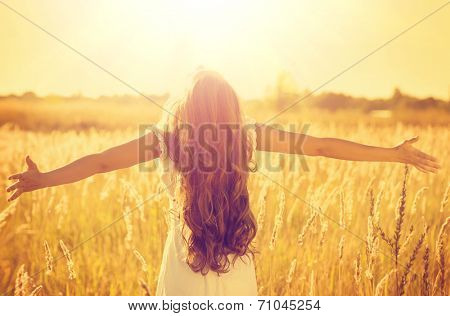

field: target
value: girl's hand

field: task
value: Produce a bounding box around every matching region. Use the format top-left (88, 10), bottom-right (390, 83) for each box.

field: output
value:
top-left (394, 136), bottom-right (441, 173)
top-left (6, 156), bottom-right (46, 202)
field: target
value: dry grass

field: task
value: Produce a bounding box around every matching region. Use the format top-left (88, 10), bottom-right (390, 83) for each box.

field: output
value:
top-left (0, 109), bottom-right (448, 296)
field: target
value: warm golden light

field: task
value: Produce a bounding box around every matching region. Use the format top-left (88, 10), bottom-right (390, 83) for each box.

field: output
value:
top-left (0, 0), bottom-right (448, 99)
top-left (0, 0), bottom-right (449, 299)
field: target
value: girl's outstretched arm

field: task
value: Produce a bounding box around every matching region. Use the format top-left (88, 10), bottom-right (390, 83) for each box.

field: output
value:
top-left (255, 124), bottom-right (441, 173)
top-left (6, 131), bottom-right (159, 201)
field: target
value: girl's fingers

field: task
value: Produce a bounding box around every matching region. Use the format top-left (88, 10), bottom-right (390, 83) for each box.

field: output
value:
top-left (407, 136), bottom-right (419, 144)
top-left (8, 173), bottom-right (23, 180)
top-left (414, 155), bottom-right (440, 171)
top-left (7, 188), bottom-right (23, 202)
top-left (413, 164), bottom-right (430, 174)
top-left (26, 155), bottom-right (37, 170)
top-left (6, 181), bottom-right (22, 192)
top-left (414, 148), bottom-right (439, 163)
top-left (415, 161), bottom-right (437, 173)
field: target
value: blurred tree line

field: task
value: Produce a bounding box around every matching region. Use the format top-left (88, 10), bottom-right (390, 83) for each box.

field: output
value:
top-left (1, 71), bottom-right (448, 114)
top-left (264, 71), bottom-right (449, 113)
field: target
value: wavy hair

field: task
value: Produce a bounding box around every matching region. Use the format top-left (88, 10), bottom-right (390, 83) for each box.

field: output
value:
top-left (160, 69), bottom-right (257, 275)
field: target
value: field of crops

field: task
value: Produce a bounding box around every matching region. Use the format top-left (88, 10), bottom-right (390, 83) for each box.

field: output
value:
top-left (0, 108), bottom-right (448, 296)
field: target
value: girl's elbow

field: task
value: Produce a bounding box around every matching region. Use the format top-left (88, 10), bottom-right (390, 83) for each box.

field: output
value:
top-left (97, 162), bottom-right (110, 174)
top-left (306, 139), bottom-right (327, 157)
top-left (91, 153), bottom-right (110, 174)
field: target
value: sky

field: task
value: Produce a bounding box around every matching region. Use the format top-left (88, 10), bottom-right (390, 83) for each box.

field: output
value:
top-left (0, 0), bottom-right (449, 100)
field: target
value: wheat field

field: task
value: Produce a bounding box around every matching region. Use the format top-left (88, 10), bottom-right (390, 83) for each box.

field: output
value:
top-left (0, 111), bottom-right (449, 296)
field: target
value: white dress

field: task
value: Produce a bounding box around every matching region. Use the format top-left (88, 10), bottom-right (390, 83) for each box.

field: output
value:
top-left (154, 120), bottom-right (258, 296)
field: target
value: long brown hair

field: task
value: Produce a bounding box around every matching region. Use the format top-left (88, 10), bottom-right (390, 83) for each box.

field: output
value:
top-left (160, 69), bottom-right (257, 275)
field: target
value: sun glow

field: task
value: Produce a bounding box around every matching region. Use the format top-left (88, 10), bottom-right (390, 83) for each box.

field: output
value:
top-left (0, 0), bottom-right (449, 99)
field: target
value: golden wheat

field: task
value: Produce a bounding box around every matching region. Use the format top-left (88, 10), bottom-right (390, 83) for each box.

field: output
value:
top-left (59, 240), bottom-right (77, 280)
top-left (1, 116), bottom-right (449, 295)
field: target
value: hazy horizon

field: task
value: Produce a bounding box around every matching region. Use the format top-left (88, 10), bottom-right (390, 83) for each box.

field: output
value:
top-left (1, 84), bottom-right (448, 102)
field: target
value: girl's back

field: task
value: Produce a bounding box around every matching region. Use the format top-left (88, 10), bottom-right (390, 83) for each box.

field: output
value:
top-left (154, 70), bottom-right (258, 294)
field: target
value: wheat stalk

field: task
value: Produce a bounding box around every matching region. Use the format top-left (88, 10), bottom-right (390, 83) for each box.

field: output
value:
top-left (138, 278), bottom-right (151, 296)
top-left (411, 186), bottom-right (428, 215)
top-left (435, 216), bottom-right (449, 295)
top-left (123, 205), bottom-right (134, 250)
top-left (268, 190), bottom-right (285, 251)
top-left (375, 269), bottom-right (397, 296)
top-left (309, 270), bottom-right (315, 296)
top-left (399, 224), bottom-right (415, 255)
top-left (59, 240), bottom-right (77, 280)
top-left (439, 183), bottom-right (449, 213)
top-left (318, 219), bottom-right (328, 248)
top-left (30, 285), bottom-right (43, 296)
top-left (353, 252), bottom-right (362, 294)
top-left (44, 240), bottom-right (54, 274)
top-left (256, 182), bottom-right (269, 236)
top-left (398, 229), bottom-right (426, 295)
top-left (421, 244), bottom-right (430, 296)
top-left (286, 258), bottom-right (297, 284)
top-left (339, 190), bottom-right (346, 230)
top-left (14, 264), bottom-right (26, 296)
top-left (297, 211), bottom-right (317, 247)
top-left (133, 249), bottom-right (148, 272)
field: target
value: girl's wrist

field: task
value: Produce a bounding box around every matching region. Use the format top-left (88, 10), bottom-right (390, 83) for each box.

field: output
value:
top-left (40, 172), bottom-right (52, 189)
top-left (389, 146), bottom-right (402, 163)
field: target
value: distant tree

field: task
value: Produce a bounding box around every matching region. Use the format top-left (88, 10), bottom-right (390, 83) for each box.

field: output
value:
top-left (68, 92), bottom-right (83, 101)
top-left (21, 91), bottom-right (37, 101)
top-left (268, 71), bottom-right (301, 111)
top-left (314, 92), bottom-right (358, 111)
top-left (389, 87), bottom-right (405, 108)
top-left (410, 97), bottom-right (439, 110)
top-left (391, 87), bottom-right (403, 101)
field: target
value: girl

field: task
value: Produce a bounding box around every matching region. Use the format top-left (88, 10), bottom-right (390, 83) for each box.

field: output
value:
top-left (7, 70), bottom-right (440, 295)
